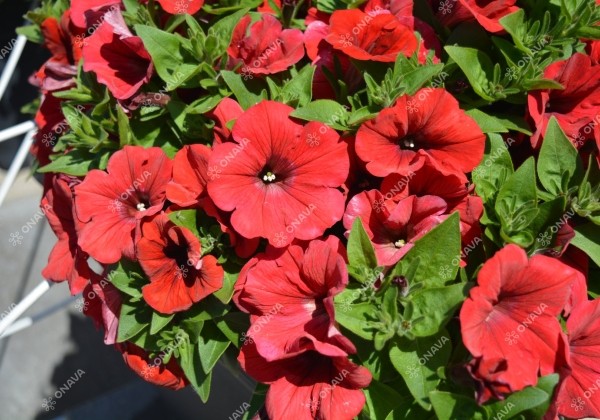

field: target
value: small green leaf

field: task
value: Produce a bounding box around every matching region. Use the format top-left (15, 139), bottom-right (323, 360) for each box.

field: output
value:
top-left (572, 223), bottom-right (600, 266)
top-left (177, 335), bottom-right (212, 402)
top-left (150, 311), bottom-right (174, 335)
top-left (466, 109), bottom-right (532, 135)
top-left (197, 322), bottom-right (230, 373)
top-left (290, 100), bottom-right (349, 130)
top-left (278, 65), bottom-right (315, 107)
top-left (363, 380), bottom-right (408, 420)
top-left (221, 70), bottom-right (265, 110)
top-left (347, 218), bottom-right (378, 277)
top-left (107, 260), bottom-right (147, 299)
top-left (445, 46), bottom-right (496, 101)
top-left (117, 301), bottom-right (152, 342)
top-left (429, 391), bottom-right (486, 420)
top-left (168, 209), bottom-right (200, 237)
top-left (472, 133), bottom-right (514, 205)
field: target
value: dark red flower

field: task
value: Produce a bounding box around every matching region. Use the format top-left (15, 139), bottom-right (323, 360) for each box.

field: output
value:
top-left (166, 144), bottom-right (211, 207)
top-left (157, 0), bottom-right (204, 14)
top-left (365, 0), bottom-right (413, 17)
top-left (207, 101), bottom-right (349, 248)
top-left (343, 192), bottom-right (447, 266)
top-left (325, 9), bottom-right (418, 62)
top-left (553, 298), bottom-right (600, 418)
top-left (82, 271), bottom-right (122, 344)
top-left (460, 245), bottom-right (578, 403)
top-left (355, 89), bottom-right (485, 177)
top-left (528, 53), bottom-right (600, 148)
top-left (228, 14), bottom-right (305, 76)
top-left (239, 343), bottom-right (372, 420)
top-left (42, 175), bottom-right (91, 295)
top-left (137, 215), bottom-right (224, 314)
top-left (234, 238), bottom-right (354, 361)
top-left (431, 0), bottom-right (520, 33)
top-left (82, 9), bottom-right (153, 100)
top-left (32, 93), bottom-right (66, 166)
top-left (74, 146), bottom-right (172, 264)
top-left (118, 342), bottom-right (188, 390)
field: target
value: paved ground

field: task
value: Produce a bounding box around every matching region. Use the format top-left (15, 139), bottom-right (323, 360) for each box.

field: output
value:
top-left (0, 170), bottom-right (254, 420)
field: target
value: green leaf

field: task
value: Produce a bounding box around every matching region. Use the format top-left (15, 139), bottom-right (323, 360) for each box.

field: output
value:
top-left (117, 301), bottom-right (152, 342)
top-left (150, 311), bottom-right (175, 335)
top-left (537, 117), bottom-right (583, 195)
top-left (400, 212), bottom-right (461, 288)
top-left (39, 149), bottom-right (111, 176)
top-left (197, 322), bottom-right (230, 373)
top-left (484, 374), bottom-right (559, 419)
top-left (405, 282), bottom-right (471, 337)
top-left (472, 133), bottom-right (514, 205)
top-left (178, 336), bottom-right (212, 402)
top-left (134, 25), bottom-right (198, 88)
top-left (116, 105), bottom-right (132, 147)
top-left (214, 312), bottom-right (249, 348)
top-left (290, 100), bottom-right (349, 130)
top-left (221, 70), bottom-right (265, 110)
top-left (168, 209), bottom-right (200, 237)
top-left (243, 384), bottom-right (268, 420)
top-left (495, 157), bottom-right (537, 231)
top-left (213, 263), bottom-right (239, 304)
top-left (402, 64), bottom-right (445, 95)
top-left (389, 331), bottom-right (452, 410)
top-left (445, 46), bottom-right (496, 101)
top-left (572, 223), bottom-right (600, 266)
top-left (466, 109), bottom-right (532, 135)
top-left (208, 8), bottom-right (250, 48)
top-left (363, 380), bottom-right (408, 420)
top-left (347, 218), bottom-right (378, 279)
top-left (107, 260), bottom-right (147, 299)
top-left (522, 79), bottom-right (564, 90)
top-left (499, 9), bottom-right (528, 52)
top-left (333, 289), bottom-right (375, 340)
top-left (429, 391), bottom-right (486, 420)
top-left (278, 65), bottom-right (315, 107)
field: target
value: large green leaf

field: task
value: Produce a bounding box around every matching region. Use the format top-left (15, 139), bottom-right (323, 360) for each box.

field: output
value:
top-left (572, 223), bottom-right (600, 266)
top-left (197, 321), bottom-right (230, 373)
top-left (537, 117), bottom-right (583, 195)
top-left (429, 391), bottom-right (486, 420)
top-left (290, 100), bottom-right (349, 130)
top-left (445, 46), bottom-right (496, 101)
top-left (177, 334), bottom-right (212, 402)
top-left (347, 218), bottom-right (378, 281)
top-left (389, 331), bottom-right (452, 410)
top-left (472, 133), bottom-right (514, 205)
top-left (117, 301), bottom-right (152, 342)
top-left (363, 380), bottom-right (409, 420)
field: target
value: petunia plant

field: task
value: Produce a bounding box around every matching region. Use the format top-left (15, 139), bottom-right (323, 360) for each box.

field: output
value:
top-left (17, 0), bottom-right (600, 418)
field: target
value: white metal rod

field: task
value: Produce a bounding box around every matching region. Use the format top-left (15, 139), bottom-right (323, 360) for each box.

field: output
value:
top-left (0, 120), bottom-right (36, 143)
top-left (0, 296), bottom-right (75, 340)
top-left (0, 35), bottom-right (28, 102)
top-left (0, 128), bottom-right (36, 207)
top-left (0, 280), bottom-right (52, 337)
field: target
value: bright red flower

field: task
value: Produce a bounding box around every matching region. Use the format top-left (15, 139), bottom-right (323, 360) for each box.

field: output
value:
top-left (207, 97), bottom-right (243, 144)
top-left (528, 53), bottom-right (600, 148)
top-left (431, 0), bottom-right (520, 33)
top-left (228, 14), bottom-right (305, 76)
top-left (554, 298), bottom-right (600, 418)
top-left (74, 146), bottom-right (172, 264)
top-left (70, 0), bottom-right (121, 28)
top-left (137, 215), bottom-right (224, 314)
top-left (325, 9), bottom-right (418, 62)
top-left (343, 192), bottom-right (447, 266)
top-left (118, 342), bottom-right (188, 390)
top-left (234, 238), bottom-right (354, 361)
top-left (207, 101), bottom-right (349, 248)
top-left (42, 175), bottom-right (91, 295)
top-left (365, 0), bottom-right (413, 17)
top-left (166, 144), bottom-right (211, 207)
top-left (157, 0), bottom-right (204, 14)
top-left (82, 9), bottom-right (153, 100)
top-left (239, 343), bottom-right (372, 420)
top-left (355, 89), bottom-right (485, 177)
top-left (460, 245), bottom-right (578, 403)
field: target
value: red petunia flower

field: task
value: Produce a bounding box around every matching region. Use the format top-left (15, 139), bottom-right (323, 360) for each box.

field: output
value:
top-left (554, 298), bottom-right (600, 418)
top-left (460, 245), bottom-right (578, 403)
top-left (228, 14), bottom-right (305, 76)
top-left (355, 89), bottom-right (485, 177)
top-left (166, 144), bottom-right (211, 207)
top-left (74, 146), bottom-right (172, 264)
top-left (70, 0), bottom-right (121, 29)
top-left (431, 0), bottom-right (520, 33)
top-left (83, 270), bottom-right (122, 344)
top-left (82, 9), bottom-right (153, 100)
top-left (207, 97), bottom-right (243, 144)
top-left (234, 238), bottom-right (354, 361)
top-left (325, 9), bottom-right (418, 62)
top-left (118, 342), bottom-right (189, 390)
top-left (528, 53), bottom-right (600, 148)
top-left (343, 191), bottom-right (447, 266)
top-left (207, 100), bottom-right (349, 248)
top-left (157, 0), bottom-right (204, 14)
top-left (137, 214), bottom-right (224, 314)
top-left (239, 343), bottom-right (372, 420)
top-left (365, 0), bottom-right (413, 17)
top-left (42, 175), bottom-right (91, 295)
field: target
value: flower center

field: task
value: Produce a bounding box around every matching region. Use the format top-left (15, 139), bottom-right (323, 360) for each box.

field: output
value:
top-left (136, 202), bottom-right (147, 211)
top-left (394, 239), bottom-right (406, 248)
top-left (261, 168), bottom-right (277, 183)
top-left (401, 138), bottom-right (416, 150)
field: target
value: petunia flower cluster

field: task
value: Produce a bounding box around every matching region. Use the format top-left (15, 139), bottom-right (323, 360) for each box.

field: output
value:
top-left (21, 0), bottom-right (600, 418)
